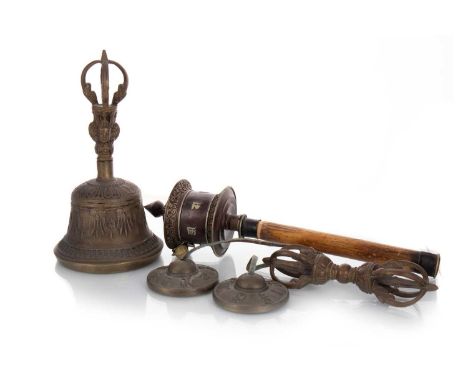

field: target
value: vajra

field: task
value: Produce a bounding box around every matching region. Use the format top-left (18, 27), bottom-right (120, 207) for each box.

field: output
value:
top-left (257, 243), bottom-right (438, 308)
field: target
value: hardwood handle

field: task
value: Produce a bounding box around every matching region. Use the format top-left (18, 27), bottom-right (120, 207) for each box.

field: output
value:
top-left (256, 221), bottom-right (440, 277)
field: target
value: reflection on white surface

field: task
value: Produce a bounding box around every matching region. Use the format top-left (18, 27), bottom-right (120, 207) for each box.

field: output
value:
top-left (55, 252), bottom-right (438, 324)
top-left (54, 254), bottom-right (241, 318)
top-left (286, 282), bottom-right (434, 324)
top-left (55, 260), bottom-right (159, 316)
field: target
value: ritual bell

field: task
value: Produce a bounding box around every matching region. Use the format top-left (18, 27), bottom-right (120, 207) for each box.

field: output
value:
top-left (54, 51), bottom-right (163, 273)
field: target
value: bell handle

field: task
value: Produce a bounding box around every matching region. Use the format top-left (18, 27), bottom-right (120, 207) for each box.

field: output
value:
top-left (80, 51), bottom-right (130, 180)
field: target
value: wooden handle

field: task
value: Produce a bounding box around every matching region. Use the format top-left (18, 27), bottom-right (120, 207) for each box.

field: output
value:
top-left (257, 221), bottom-right (440, 277)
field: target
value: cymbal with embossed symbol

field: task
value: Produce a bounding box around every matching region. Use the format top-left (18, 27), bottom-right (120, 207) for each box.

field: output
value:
top-left (147, 258), bottom-right (218, 297)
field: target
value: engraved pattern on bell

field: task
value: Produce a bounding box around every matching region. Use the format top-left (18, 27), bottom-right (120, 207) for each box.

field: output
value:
top-left (147, 259), bottom-right (219, 297)
top-left (213, 275), bottom-right (289, 314)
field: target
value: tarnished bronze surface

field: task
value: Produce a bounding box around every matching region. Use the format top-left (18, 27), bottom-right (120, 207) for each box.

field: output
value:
top-left (261, 245), bottom-right (438, 307)
top-left (147, 257), bottom-right (218, 297)
top-left (54, 51), bottom-right (163, 273)
top-left (145, 179), bottom-right (440, 277)
top-left (213, 256), bottom-right (289, 314)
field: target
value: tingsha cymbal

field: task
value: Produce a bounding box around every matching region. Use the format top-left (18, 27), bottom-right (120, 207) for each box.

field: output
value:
top-left (147, 257), bottom-right (218, 297)
top-left (213, 256), bottom-right (289, 313)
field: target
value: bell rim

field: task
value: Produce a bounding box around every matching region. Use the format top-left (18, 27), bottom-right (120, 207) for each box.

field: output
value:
top-left (54, 234), bottom-right (163, 274)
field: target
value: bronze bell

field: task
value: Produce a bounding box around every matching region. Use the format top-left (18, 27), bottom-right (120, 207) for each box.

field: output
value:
top-left (54, 51), bottom-right (163, 273)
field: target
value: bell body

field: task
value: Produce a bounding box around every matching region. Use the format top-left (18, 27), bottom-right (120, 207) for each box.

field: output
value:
top-left (55, 177), bottom-right (163, 273)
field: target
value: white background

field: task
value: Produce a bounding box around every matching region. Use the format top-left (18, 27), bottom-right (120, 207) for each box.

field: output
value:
top-left (0, 1), bottom-right (466, 381)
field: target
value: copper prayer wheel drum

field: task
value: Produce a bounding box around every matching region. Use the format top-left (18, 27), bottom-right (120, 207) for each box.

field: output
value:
top-left (54, 51), bottom-right (163, 273)
top-left (161, 179), bottom-right (237, 256)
